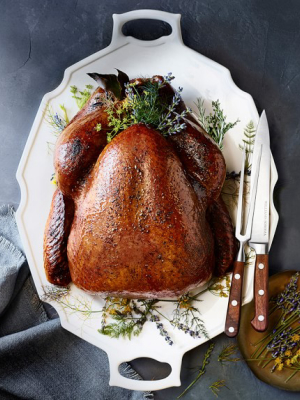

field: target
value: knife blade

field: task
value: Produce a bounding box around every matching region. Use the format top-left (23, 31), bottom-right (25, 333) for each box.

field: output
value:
top-left (249, 110), bottom-right (271, 332)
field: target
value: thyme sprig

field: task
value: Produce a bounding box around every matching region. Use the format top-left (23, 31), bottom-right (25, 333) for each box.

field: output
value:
top-left (105, 73), bottom-right (191, 142)
top-left (195, 98), bottom-right (239, 149)
top-left (177, 342), bottom-right (215, 398)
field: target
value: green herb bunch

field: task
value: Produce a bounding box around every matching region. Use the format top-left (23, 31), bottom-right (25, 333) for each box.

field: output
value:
top-left (195, 98), bottom-right (239, 149)
top-left (70, 84), bottom-right (93, 109)
top-left (105, 73), bottom-right (191, 142)
top-left (42, 276), bottom-right (231, 346)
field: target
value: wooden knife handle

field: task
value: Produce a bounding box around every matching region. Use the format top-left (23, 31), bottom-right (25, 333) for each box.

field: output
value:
top-left (251, 254), bottom-right (269, 332)
top-left (225, 261), bottom-right (245, 337)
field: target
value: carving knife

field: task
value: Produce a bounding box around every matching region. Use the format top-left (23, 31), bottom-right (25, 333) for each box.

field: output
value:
top-left (249, 111), bottom-right (271, 332)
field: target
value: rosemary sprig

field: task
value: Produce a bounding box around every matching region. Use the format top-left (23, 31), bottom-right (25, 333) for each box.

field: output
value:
top-left (209, 379), bottom-right (228, 397)
top-left (218, 344), bottom-right (240, 364)
top-left (195, 98), bottom-right (239, 149)
top-left (177, 343), bottom-right (215, 398)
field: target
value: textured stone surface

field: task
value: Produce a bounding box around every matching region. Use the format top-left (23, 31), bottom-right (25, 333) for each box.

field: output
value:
top-left (1, 1), bottom-right (300, 398)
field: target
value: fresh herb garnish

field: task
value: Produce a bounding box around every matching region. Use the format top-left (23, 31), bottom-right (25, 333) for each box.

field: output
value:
top-left (218, 344), bottom-right (240, 364)
top-left (46, 105), bottom-right (68, 135)
top-left (42, 286), bottom-right (211, 345)
top-left (170, 293), bottom-right (209, 339)
top-left (177, 342), bottom-right (215, 398)
top-left (104, 73), bottom-right (191, 142)
top-left (209, 379), bottom-right (228, 397)
top-left (248, 272), bottom-right (300, 382)
top-left (207, 274), bottom-right (231, 298)
top-left (70, 84), bottom-right (93, 109)
top-left (195, 98), bottom-right (239, 149)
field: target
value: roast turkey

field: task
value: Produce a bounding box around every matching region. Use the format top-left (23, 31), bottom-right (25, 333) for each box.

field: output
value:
top-left (44, 75), bottom-right (235, 298)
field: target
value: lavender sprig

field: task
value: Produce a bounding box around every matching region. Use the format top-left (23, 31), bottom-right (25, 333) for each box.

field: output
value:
top-left (248, 273), bottom-right (300, 381)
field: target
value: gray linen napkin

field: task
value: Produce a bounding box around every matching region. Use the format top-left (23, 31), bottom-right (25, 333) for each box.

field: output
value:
top-left (0, 205), bottom-right (153, 400)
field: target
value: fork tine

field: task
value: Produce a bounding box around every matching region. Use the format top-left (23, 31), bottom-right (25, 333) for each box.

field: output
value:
top-left (235, 149), bottom-right (246, 239)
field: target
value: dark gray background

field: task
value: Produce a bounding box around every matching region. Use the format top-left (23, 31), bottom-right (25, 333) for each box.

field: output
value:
top-left (1, 0), bottom-right (300, 399)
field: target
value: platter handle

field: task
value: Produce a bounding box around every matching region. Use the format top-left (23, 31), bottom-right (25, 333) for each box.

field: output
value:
top-left (111, 10), bottom-right (183, 46)
top-left (107, 350), bottom-right (183, 391)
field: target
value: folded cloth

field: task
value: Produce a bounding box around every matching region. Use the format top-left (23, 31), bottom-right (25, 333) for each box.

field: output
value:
top-left (0, 205), bottom-right (153, 400)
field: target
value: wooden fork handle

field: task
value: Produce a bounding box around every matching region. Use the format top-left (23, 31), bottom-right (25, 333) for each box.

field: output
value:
top-left (225, 261), bottom-right (245, 337)
top-left (251, 254), bottom-right (269, 332)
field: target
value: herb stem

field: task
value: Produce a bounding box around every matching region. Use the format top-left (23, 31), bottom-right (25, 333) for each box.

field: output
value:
top-left (177, 343), bottom-right (215, 399)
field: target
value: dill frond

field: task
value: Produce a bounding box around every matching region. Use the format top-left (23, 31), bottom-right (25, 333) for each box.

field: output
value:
top-left (41, 285), bottom-right (70, 302)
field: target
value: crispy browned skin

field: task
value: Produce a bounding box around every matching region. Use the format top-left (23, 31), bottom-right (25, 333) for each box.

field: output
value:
top-left (167, 122), bottom-right (226, 202)
top-left (206, 196), bottom-right (236, 276)
top-left (68, 87), bottom-right (108, 124)
top-left (54, 88), bottom-right (109, 197)
top-left (43, 189), bottom-right (74, 285)
top-left (44, 76), bottom-right (235, 297)
top-left (67, 124), bottom-right (214, 297)
top-left (133, 76), bottom-right (226, 202)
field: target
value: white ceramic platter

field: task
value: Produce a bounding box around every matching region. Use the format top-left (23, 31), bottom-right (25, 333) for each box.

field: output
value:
top-left (16, 10), bottom-right (278, 391)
